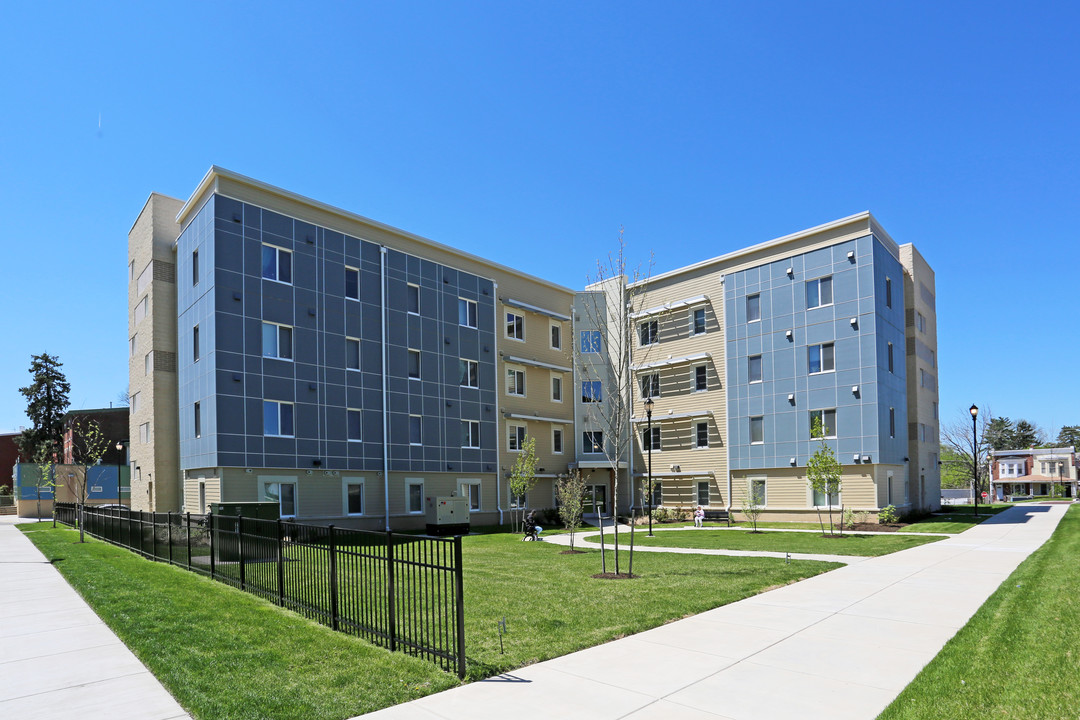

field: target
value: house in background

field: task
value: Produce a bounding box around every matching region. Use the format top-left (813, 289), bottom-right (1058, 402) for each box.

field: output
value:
top-left (128, 168), bottom-right (938, 526)
top-left (1, 432), bottom-right (19, 494)
top-left (990, 446), bottom-right (1077, 500)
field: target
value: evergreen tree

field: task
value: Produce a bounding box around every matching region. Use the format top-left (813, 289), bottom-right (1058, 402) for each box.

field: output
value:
top-left (1056, 425), bottom-right (1080, 449)
top-left (1012, 420), bottom-right (1043, 449)
top-left (17, 353), bottom-right (71, 462)
top-left (983, 417), bottom-right (1015, 451)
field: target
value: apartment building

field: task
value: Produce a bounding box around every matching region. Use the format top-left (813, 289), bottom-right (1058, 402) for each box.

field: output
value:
top-left (129, 167), bottom-right (574, 529)
top-left (990, 447), bottom-right (1077, 500)
top-left (129, 169), bottom-right (937, 526)
top-left (625, 213), bottom-right (940, 521)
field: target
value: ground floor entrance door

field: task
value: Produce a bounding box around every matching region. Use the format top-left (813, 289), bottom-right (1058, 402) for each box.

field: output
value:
top-left (584, 484), bottom-right (608, 517)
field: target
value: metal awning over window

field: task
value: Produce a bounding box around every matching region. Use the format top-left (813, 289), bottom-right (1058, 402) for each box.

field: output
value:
top-left (629, 294), bottom-right (710, 320)
top-left (504, 412), bottom-right (573, 424)
top-left (631, 352), bottom-right (711, 371)
top-left (502, 355), bottom-right (573, 373)
top-left (503, 297), bottom-right (571, 322)
top-left (631, 410), bottom-right (714, 424)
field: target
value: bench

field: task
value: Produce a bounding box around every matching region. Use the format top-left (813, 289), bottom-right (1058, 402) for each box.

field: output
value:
top-left (702, 509), bottom-right (731, 526)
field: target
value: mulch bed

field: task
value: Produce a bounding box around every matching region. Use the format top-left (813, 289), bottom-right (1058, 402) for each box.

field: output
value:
top-left (591, 572), bottom-right (637, 579)
top-left (846, 522), bottom-right (906, 532)
top-left (560, 549), bottom-right (587, 555)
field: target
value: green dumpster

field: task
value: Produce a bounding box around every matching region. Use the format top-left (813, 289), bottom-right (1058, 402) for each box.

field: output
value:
top-left (211, 502), bottom-right (280, 562)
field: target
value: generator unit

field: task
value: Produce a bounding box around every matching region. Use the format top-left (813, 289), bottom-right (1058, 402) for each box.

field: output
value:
top-left (425, 496), bottom-right (470, 536)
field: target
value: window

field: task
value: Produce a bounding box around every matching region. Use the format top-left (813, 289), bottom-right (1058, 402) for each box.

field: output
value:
top-left (650, 481), bottom-right (662, 508)
top-left (887, 342), bottom-right (894, 373)
top-left (809, 409), bottom-right (837, 438)
top-left (347, 409), bottom-right (362, 441)
top-left (130, 392), bottom-right (140, 414)
top-left (916, 312), bottom-right (926, 333)
top-left (885, 277), bottom-right (892, 309)
top-left (581, 380), bottom-right (602, 403)
top-left (552, 427), bottom-right (563, 454)
top-left (345, 266), bottom-right (359, 300)
top-left (932, 401), bottom-right (938, 420)
top-left (192, 250), bottom-right (199, 286)
top-left (409, 415), bottom-right (422, 445)
top-left (929, 349), bottom-right (936, 368)
top-left (695, 365), bottom-right (708, 391)
top-left (408, 349), bottom-right (421, 379)
top-left (139, 422), bottom-right (150, 444)
top-left (262, 244), bottom-right (292, 284)
top-left (344, 481), bottom-right (364, 515)
top-left (459, 481), bottom-right (481, 511)
top-left (551, 373), bottom-right (562, 402)
top-left (263, 401), bottom-right (294, 437)
top-left (640, 373), bottom-right (660, 399)
top-left (407, 283), bottom-right (420, 314)
top-left (462, 420), bottom-right (481, 448)
top-left (582, 431), bottom-right (603, 453)
top-left (813, 485), bottom-right (839, 507)
top-left (748, 355), bottom-right (762, 383)
top-left (889, 407), bottom-right (896, 438)
top-left (580, 330), bottom-right (601, 353)
top-left (407, 480), bottom-right (424, 514)
top-left (509, 490), bottom-right (527, 509)
top-left (746, 294), bottom-right (761, 322)
top-left (642, 426), bottom-right (661, 451)
top-left (459, 298), bottom-right (478, 328)
top-left (697, 481), bottom-right (710, 506)
top-left (129, 259), bottom-right (135, 282)
top-left (508, 424), bottom-right (526, 452)
top-left (505, 311), bottom-right (524, 340)
top-left (691, 307), bottom-right (707, 335)
top-left (262, 322), bottom-right (293, 360)
top-left (130, 334), bottom-right (137, 358)
top-left (750, 478), bottom-right (767, 506)
top-left (749, 416), bottom-right (764, 444)
top-left (194, 402), bottom-right (201, 438)
top-left (134, 296), bottom-right (148, 324)
top-left (808, 343), bottom-right (834, 374)
top-left (550, 322), bottom-right (562, 350)
top-left (459, 359), bottom-right (479, 388)
top-left (263, 482), bottom-right (297, 518)
top-left (806, 276), bottom-right (833, 308)
top-left (695, 422), bottom-right (709, 448)
top-left (506, 366), bottom-right (525, 396)
top-left (638, 319), bottom-right (658, 346)
top-left (144, 351), bottom-right (153, 376)
top-left (346, 338), bottom-right (360, 371)
top-left (193, 325), bottom-right (200, 362)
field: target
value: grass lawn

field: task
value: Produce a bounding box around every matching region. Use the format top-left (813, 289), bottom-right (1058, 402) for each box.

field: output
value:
top-left (878, 505), bottom-right (1080, 720)
top-left (901, 505), bottom-right (1012, 534)
top-left (580, 527), bottom-right (942, 556)
top-left (21, 524), bottom-right (839, 719)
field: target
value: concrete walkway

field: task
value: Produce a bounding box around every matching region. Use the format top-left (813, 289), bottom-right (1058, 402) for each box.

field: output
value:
top-left (0, 516), bottom-right (190, 720)
top-left (358, 503), bottom-right (1068, 720)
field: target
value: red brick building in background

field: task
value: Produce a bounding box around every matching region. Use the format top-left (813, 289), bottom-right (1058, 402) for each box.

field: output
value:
top-left (61, 408), bottom-right (129, 466)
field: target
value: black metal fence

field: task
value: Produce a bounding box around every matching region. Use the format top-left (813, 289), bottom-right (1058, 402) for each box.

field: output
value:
top-left (54, 503), bottom-right (466, 677)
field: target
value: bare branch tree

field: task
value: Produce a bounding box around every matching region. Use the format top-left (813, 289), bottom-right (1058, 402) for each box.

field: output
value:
top-left (572, 229), bottom-right (656, 576)
top-left (69, 418), bottom-right (110, 542)
top-left (940, 406), bottom-right (993, 501)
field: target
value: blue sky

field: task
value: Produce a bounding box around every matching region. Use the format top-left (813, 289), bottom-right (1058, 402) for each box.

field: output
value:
top-left (1, 2), bottom-right (1076, 440)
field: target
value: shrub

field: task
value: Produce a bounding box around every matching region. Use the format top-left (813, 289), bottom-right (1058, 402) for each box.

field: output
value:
top-left (651, 507), bottom-right (691, 523)
top-left (879, 505), bottom-right (899, 524)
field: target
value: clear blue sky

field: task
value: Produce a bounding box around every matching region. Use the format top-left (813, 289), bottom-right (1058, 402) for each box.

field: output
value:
top-left (1, 2), bottom-right (1076, 440)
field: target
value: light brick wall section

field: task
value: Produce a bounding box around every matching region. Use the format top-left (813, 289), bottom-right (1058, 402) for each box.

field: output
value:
top-left (128, 193), bottom-right (183, 512)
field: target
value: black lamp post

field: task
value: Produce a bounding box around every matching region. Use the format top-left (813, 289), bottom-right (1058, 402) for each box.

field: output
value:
top-left (115, 441), bottom-right (126, 506)
top-left (970, 404), bottom-right (979, 518)
top-left (645, 396), bottom-right (654, 537)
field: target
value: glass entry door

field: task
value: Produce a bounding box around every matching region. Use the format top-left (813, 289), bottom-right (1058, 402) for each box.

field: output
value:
top-left (584, 485), bottom-right (608, 516)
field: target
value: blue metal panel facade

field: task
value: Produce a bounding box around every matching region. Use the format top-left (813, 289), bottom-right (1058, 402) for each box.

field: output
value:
top-left (725, 233), bottom-right (908, 471)
top-left (176, 194), bottom-right (498, 475)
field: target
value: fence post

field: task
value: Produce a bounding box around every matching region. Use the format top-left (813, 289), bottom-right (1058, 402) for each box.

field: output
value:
top-left (454, 535), bottom-right (466, 679)
top-left (209, 512), bottom-right (216, 580)
top-left (151, 511), bottom-right (158, 560)
top-left (328, 525), bottom-right (339, 631)
top-left (237, 512), bottom-right (246, 590)
top-left (276, 518), bottom-right (285, 607)
top-left (186, 513), bottom-right (192, 570)
top-left (168, 512), bottom-right (173, 564)
top-left (386, 531), bottom-right (397, 652)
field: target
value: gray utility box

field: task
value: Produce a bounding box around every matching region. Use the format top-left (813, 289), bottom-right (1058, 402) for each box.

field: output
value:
top-left (210, 502), bottom-right (280, 562)
top-left (425, 496), bottom-right (470, 536)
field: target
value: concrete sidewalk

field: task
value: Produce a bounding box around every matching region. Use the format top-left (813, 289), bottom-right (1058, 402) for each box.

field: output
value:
top-left (0, 516), bottom-right (190, 720)
top-left (359, 503), bottom-right (1068, 720)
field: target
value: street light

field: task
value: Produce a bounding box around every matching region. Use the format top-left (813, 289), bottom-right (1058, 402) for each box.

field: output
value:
top-left (970, 404), bottom-right (979, 518)
top-left (115, 441), bottom-right (126, 506)
top-left (645, 396), bottom-right (654, 538)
